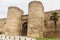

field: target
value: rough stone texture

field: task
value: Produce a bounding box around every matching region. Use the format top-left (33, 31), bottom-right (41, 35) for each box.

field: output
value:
top-left (0, 10), bottom-right (60, 38)
top-left (5, 6), bottom-right (24, 36)
top-left (0, 1), bottom-right (60, 38)
top-left (44, 10), bottom-right (60, 38)
top-left (44, 21), bottom-right (55, 38)
top-left (21, 15), bottom-right (28, 36)
top-left (0, 18), bottom-right (6, 35)
top-left (27, 1), bottom-right (45, 38)
top-left (21, 15), bottom-right (28, 26)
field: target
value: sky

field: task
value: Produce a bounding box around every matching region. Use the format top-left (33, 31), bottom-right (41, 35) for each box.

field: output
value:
top-left (0, 0), bottom-right (60, 18)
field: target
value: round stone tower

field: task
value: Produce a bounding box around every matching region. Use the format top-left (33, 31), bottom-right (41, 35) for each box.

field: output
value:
top-left (5, 6), bottom-right (24, 36)
top-left (27, 1), bottom-right (45, 38)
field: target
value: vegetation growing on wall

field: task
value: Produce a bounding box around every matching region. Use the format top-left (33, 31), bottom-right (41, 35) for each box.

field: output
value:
top-left (50, 12), bottom-right (59, 37)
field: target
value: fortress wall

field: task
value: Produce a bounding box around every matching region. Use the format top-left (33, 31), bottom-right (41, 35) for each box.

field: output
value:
top-left (5, 6), bottom-right (24, 36)
top-left (27, 1), bottom-right (45, 38)
top-left (21, 15), bottom-right (28, 27)
top-left (0, 18), bottom-right (6, 27)
top-left (44, 12), bottom-right (55, 32)
top-left (53, 10), bottom-right (60, 37)
top-left (0, 7), bottom-right (60, 38)
top-left (21, 15), bottom-right (28, 36)
top-left (0, 18), bottom-right (6, 35)
top-left (44, 10), bottom-right (60, 37)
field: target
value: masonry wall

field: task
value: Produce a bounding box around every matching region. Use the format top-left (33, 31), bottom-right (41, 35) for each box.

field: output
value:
top-left (0, 10), bottom-right (60, 38)
top-left (27, 1), bottom-right (45, 38)
top-left (0, 18), bottom-right (6, 35)
top-left (5, 6), bottom-right (24, 36)
top-left (21, 15), bottom-right (28, 36)
top-left (44, 10), bottom-right (60, 38)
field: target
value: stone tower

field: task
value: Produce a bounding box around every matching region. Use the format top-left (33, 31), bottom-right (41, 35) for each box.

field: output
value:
top-left (27, 1), bottom-right (45, 38)
top-left (5, 6), bottom-right (24, 36)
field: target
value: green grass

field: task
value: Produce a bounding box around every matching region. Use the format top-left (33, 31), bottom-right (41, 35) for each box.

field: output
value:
top-left (36, 38), bottom-right (60, 40)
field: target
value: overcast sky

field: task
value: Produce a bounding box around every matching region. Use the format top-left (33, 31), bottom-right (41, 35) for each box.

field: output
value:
top-left (0, 0), bottom-right (60, 18)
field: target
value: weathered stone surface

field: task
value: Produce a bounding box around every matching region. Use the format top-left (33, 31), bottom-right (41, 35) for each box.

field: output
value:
top-left (27, 1), bottom-right (45, 38)
top-left (0, 1), bottom-right (60, 38)
top-left (0, 10), bottom-right (60, 38)
top-left (5, 6), bottom-right (24, 36)
top-left (0, 18), bottom-right (6, 35)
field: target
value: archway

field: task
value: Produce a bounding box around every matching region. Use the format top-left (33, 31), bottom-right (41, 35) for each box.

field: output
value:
top-left (21, 22), bottom-right (27, 36)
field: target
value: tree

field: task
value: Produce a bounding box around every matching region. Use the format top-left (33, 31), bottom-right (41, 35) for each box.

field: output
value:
top-left (50, 12), bottom-right (59, 37)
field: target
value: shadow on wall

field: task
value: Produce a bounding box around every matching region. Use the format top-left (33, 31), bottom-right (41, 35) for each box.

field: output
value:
top-left (21, 22), bottom-right (28, 36)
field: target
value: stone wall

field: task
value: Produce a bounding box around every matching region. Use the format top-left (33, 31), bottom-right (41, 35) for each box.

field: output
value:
top-left (0, 10), bottom-right (60, 38)
top-left (27, 1), bottom-right (45, 38)
top-left (21, 15), bottom-right (28, 36)
top-left (5, 6), bottom-right (24, 36)
top-left (0, 18), bottom-right (6, 35)
top-left (44, 10), bottom-right (60, 38)
top-left (0, 1), bottom-right (60, 38)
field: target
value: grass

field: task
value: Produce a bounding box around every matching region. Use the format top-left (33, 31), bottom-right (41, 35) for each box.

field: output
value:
top-left (36, 38), bottom-right (60, 40)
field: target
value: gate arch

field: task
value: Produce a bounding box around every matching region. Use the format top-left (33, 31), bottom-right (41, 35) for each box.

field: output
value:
top-left (21, 22), bottom-right (27, 36)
